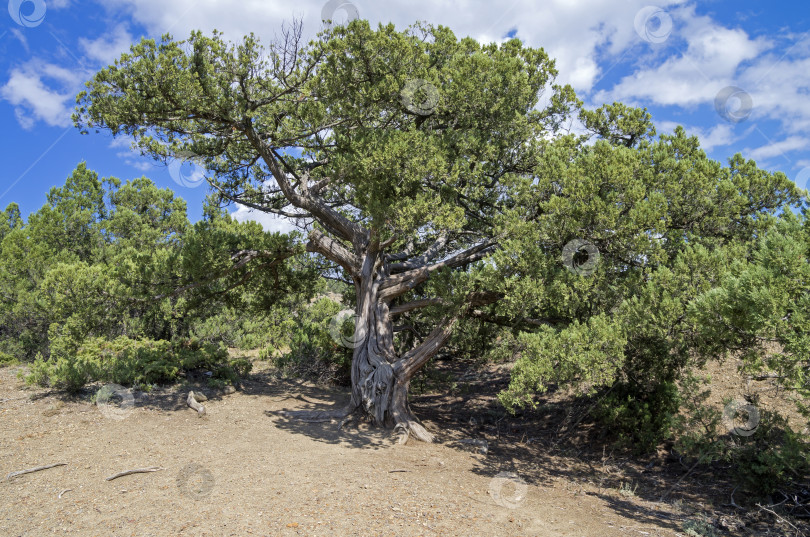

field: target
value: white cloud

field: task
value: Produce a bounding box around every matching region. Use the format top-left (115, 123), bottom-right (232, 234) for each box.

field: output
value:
top-left (230, 204), bottom-right (300, 234)
top-left (10, 29), bottom-right (29, 52)
top-left (738, 56), bottom-right (810, 134)
top-left (597, 4), bottom-right (771, 108)
top-left (0, 61), bottom-right (83, 128)
top-left (746, 136), bottom-right (809, 162)
top-left (108, 134), bottom-right (159, 171)
top-left (79, 24), bottom-right (135, 65)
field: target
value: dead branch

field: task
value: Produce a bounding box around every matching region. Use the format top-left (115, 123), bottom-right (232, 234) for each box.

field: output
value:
top-left (5, 462), bottom-right (67, 481)
top-left (105, 467), bottom-right (163, 481)
top-left (757, 503), bottom-right (803, 534)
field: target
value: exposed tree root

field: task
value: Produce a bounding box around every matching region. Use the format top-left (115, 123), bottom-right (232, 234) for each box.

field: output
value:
top-left (187, 391), bottom-right (206, 416)
top-left (394, 419), bottom-right (435, 444)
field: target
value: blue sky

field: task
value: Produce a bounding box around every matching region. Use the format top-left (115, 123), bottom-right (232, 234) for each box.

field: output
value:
top-left (1, 0), bottom-right (808, 231)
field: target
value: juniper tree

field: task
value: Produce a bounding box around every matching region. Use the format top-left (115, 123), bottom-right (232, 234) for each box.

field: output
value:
top-left (74, 19), bottom-right (801, 442)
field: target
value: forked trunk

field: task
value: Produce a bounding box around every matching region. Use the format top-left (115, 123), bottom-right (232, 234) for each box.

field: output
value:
top-left (344, 249), bottom-right (455, 443)
top-left (298, 229), bottom-right (491, 442)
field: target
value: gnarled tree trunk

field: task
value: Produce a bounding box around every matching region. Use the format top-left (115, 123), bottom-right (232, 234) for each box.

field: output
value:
top-left (296, 229), bottom-right (495, 443)
top-left (342, 245), bottom-right (458, 443)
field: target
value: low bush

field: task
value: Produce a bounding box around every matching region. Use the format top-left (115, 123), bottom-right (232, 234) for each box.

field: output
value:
top-left (590, 380), bottom-right (681, 454)
top-left (189, 306), bottom-right (296, 350)
top-left (23, 336), bottom-right (239, 392)
top-left (670, 373), bottom-right (810, 499)
top-left (730, 409), bottom-right (809, 497)
top-left (0, 351), bottom-right (17, 366)
top-left (271, 297), bottom-right (352, 384)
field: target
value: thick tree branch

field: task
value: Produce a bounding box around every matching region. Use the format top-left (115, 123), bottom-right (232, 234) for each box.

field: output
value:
top-left (379, 241), bottom-right (497, 300)
top-left (241, 121), bottom-right (367, 244)
top-left (305, 229), bottom-right (361, 276)
top-left (389, 233), bottom-right (450, 272)
top-left (394, 317), bottom-right (458, 379)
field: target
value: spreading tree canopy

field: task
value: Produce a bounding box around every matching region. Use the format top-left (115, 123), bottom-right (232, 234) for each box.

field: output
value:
top-left (74, 20), bottom-right (803, 442)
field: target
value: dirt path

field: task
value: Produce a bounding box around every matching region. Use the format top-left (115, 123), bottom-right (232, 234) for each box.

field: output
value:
top-left (1, 364), bottom-right (689, 536)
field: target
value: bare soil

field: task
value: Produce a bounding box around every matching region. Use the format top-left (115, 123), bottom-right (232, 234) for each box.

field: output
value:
top-left (0, 356), bottom-right (804, 536)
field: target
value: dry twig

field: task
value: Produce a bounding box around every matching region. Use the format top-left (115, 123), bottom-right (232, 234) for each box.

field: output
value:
top-left (5, 462), bottom-right (67, 481)
top-left (105, 467), bottom-right (163, 481)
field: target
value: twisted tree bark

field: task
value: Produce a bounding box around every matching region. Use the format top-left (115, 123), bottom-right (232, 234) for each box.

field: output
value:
top-left (303, 228), bottom-right (494, 442)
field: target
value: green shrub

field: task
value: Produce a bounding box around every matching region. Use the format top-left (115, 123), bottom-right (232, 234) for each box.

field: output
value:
top-left (730, 410), bottom-right (809, 497)
top-left (190, 307), bottom-right (296, 350)
top-left (672, 373), bottom-right (726, 465)
top-left (273, 298), bottom-right (352, 384)
top-left (0, 351), bottom-right (18, 366)
top-left (23, 336), bottom-right (234, 392)
top-left (682, 516), bottom-right (717, 537)
top-left (591, 380), bottom-right (680, 453)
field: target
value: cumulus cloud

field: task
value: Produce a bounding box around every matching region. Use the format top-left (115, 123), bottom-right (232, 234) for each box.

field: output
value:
top-left (79, 24), bottom-right (135, 65)
top-left (0, 61), bottom-right (82, 128)
top-left (597, 4), bottom-right (772, 108)
top-left (746, 136), bottom-right (809, 162)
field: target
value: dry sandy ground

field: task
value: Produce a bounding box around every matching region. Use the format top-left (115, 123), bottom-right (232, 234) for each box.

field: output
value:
top-left (0, 361), bottom-right (763, 537)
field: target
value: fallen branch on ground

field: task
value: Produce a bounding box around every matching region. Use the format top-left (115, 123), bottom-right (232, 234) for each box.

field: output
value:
top-left (757, 503), bottom-right (802, 533)
top-left (105, 467), bottom-right (163, 481)
top-left (5, 462), bottom-right (67, 481)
